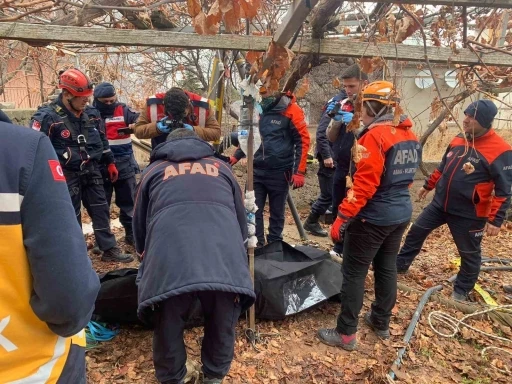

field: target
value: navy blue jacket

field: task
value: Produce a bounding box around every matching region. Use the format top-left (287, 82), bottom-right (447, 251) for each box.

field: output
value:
top-left (31, 96), bottom-right (114, 172)
top-left (0, 109), bottom-right (12, 123)
top-left (324, 91), bottom-right (355, 172)
top-left (425, 130), bottom-right (512, 226)
top-left (0, 123), bottom-right (100, 381)
top-left (133, 137), bottom-right (256, 323)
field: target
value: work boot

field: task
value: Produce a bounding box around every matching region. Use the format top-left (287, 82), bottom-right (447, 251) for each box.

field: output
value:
top-left (304, 212), bottom-right (328, 237)
top-left (317, 328), bottom-right (357, 351)
top-left (101, 246), bottom-right (134, 263)
top-left (364, 312), bottom-right (390, 339)
top-left (504, 285), bottom-right (512, 294)
top-left (203, 377), bottom-right (223, 384)
top-left (91, 242), bottom-right (101, 255)
top-left (451, 290), bottom-right (470, 302)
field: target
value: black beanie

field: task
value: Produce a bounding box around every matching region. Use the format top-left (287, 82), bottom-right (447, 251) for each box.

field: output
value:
top-left (93, 82), bottom-right (116, 98)
top-left (464, 100), bottom-right (498, 129)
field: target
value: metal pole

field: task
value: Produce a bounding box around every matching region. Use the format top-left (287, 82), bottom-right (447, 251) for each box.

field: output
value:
top-left (244, 95), bottom-right (256, 332)
top-left (389, 284), bottom-right (443, 380)
top-left (287, 193), bottom-right (308, 241)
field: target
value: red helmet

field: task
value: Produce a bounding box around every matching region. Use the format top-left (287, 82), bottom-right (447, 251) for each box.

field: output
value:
top-left (58, 69), bottom-right (93, 97)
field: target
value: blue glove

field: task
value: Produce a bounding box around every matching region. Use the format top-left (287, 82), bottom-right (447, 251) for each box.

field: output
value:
top-left (333, 111), bottom-right (354, 124)
top-left (183, 123), bottom-right (194, 131)
top-left (325, 101), bottom-right (337, 114)
top-left (156, 117), bottom-right (171, 133)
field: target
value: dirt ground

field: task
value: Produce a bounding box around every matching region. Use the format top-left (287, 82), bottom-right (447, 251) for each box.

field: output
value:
top-left (85, 161), bottom-right (511, 384)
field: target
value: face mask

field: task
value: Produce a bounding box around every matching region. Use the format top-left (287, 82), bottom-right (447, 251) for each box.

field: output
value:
top-left (94, 99), bottom-right (117, 116)
top-left (260, 96), bottom-right (277, 112)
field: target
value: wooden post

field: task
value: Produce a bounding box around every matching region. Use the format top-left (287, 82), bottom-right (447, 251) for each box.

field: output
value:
top-left (244, 95), bottom-right (256, 332)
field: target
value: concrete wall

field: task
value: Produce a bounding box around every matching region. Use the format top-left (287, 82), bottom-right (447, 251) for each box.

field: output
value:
top-left (2, 108), bottom-right (36, 127)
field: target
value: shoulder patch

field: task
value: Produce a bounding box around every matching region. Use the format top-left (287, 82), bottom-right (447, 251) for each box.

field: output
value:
top-left (48, 160), bottom-right (66, 182)
top-left (31, 119), bottom-right (41, 131)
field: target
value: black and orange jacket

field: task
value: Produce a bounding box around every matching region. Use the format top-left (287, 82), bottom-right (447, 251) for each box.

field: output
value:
top-left (424, 129), bottom-right (512, 226)
top-left (253, 94), bottom-right (310, 174)
top-left (339, 114), bottom-right (421, 226)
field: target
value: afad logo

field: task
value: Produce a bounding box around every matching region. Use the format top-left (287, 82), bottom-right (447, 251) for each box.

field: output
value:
top-left (61, 129), bottom-right (71, 139)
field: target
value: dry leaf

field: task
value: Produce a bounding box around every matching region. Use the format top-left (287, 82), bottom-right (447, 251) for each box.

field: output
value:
top-left (187, 0), bottom-right (201, 18)
top-left (258, 41), bottom-right (295, 92)
top-left (346, 112), bottom-right (361, 132)
top-left (463, 162), bottom-right (475, 174)
top-left (377, 20), bottom-right (387, 36)
top-left (395, 15), bottom-right (422, 43)
top-left (207, 0), bottom-right (222, 25)
top-left (351, 139), bottom-right (367, 164)
top-left (223, 0), bottom-right (241, 33)
top-left (332, 77), bottom-right (341, 88)
top-left (218, 0), bottom-right (233, 13)
top-left (393, 104), bottom-right (403, 127)
top-left (239, 0), bottom-right (260, 19)
top-left (193, 11), bottom-right (219, 35)
top-left (343, 27), bottom-right (350, 36)
top-left (245, 51), bottom-right (263, 65)
top-left (347, 189), bottom-right (357, 203)
top-left (295, 78), bottom-right (309, 98)
top-left (345, 175), bottom-right (353, 188)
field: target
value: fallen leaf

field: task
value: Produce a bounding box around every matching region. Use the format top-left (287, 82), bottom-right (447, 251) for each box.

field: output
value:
top-left (239, 0), bottom-right (261, 19)
top-left (187, 0), bottom-right (202, 18)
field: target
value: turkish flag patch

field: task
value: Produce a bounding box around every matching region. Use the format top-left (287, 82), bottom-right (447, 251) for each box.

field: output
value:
top-left (32, 120), bottom-right (41, 131)
top-left (48, 160), bottom-right (66, 182)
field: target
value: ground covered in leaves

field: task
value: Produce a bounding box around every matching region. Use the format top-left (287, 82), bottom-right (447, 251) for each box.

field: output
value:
top-left (85, 194), bottom-right (512, 384)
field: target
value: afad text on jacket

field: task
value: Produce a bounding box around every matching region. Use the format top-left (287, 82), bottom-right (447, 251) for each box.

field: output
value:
top-left (424, 129), bottom-right (512, 227)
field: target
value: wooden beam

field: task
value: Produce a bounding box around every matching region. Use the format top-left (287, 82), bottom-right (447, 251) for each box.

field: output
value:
top-left (273, 0), bottom-right (319, 45)
top-left (345, 0), bottom-right (512, 7)
top-left (0, 22), bottom-right (511, 66)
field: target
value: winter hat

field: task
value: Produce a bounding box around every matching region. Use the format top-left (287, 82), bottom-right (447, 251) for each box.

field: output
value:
top-left (464, 100), bottom-right (498, 129)
top-left (93, 82), bottom-right (116, 98)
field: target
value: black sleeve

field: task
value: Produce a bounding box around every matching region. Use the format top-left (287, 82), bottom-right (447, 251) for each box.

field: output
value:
top-left (21, 136), bottom-right (100, 337)
top-left (133, 168), bottom-right (149, 255)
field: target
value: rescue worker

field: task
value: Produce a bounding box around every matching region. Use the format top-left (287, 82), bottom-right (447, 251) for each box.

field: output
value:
top-left (318, 81), bottom-right (421, 350)
top-left (324, 64), bottom-right (368, 254)
top-left (231, 89), bottom-right (310, 247)
top-left (30, 68), bottom-right (133, 263)
top-left (396, 100), bottom-right (512, 301)
top-left (133, 128), bottom-right (255, 384)
top-left (0, 121), bottom-right (100, 382)
top-left (86, 82), bottom-right (140, 246)
top-left (133, 87), bottom-right (221, 147)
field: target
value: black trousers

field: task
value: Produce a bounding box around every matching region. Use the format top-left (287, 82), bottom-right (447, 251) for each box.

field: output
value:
top-left (332, 167), bottom-right (348, 254)
top-left (153, 291), bottom-right (242, 384)
top-left (310, 160), bottom-right (334, 216)
top-left (254, 170), bottom-right (290, 246)
top-left (103, 176), bottom-right (136, 233)
top-left (336, 219), bottom-right (409, 335)
top-left (397, 203), bottom-right (486, 295)
top-left (64, 167), bottom-right (116, 251)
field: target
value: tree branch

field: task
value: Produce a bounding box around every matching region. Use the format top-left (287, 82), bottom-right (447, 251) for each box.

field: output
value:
top-left (467, 39), bottom-right (512, 57)
top-left (0, 54), bottom-right (29, 95)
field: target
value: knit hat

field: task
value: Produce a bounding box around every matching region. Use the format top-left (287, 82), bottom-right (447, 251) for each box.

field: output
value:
top-left (93, 82), bottom-right (116, 98)
top-left (464, 100), bottom-right (498, 129)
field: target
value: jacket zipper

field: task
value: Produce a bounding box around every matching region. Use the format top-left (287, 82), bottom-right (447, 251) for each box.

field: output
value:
top-left (444, 149), bottom-right (465, 211)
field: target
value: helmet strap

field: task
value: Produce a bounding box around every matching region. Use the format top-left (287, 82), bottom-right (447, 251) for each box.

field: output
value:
top-left (67, 96), bottom-right (82, 114)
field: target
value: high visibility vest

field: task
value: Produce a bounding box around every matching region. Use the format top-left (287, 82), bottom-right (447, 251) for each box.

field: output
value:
top-left (105, 104), bottom-right (132, 157)
top-left (146, 91), bottom-right (210, 128)
top-left (0, 195), bottom-right (85, 383)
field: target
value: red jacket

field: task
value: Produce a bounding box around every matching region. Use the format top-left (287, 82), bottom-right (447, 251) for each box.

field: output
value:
top-left (425, 129), bottom-right (512, 226)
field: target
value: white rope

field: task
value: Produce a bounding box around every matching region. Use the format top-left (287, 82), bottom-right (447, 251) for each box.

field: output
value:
top-left (428, 304), bottom-right (512, 373)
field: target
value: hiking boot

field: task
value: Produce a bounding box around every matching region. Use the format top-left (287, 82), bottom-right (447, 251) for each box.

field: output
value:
top-left (203, 377), bottom-right (223, 384)
top-left (364, 312), bottom-right (390, 339)
top-left (304, 213), bottom-right (328, 237)
top-left (124, 231), bottom-right (134, 247)
top-left (317, 328), bottom-right (357, 351)
top-left (451, 290), bottom-right (470, 302)
top-left (91, 242), bottom-right (101, 255)
top-left (101, 246), bottom-right (134, 263)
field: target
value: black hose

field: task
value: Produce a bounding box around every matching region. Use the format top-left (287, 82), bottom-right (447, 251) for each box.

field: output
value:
top-left (287, 193), bottom-right (308, 241)
top-left (389, 284), bottom-right (444, 380)
top-left (482, 257), bottom-right (512, 265)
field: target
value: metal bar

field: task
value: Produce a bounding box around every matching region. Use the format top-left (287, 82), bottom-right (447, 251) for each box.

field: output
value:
top-left (287, 193), bottom-right (309, 241)
top-left (389, 284), bottom-right (444, 380)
